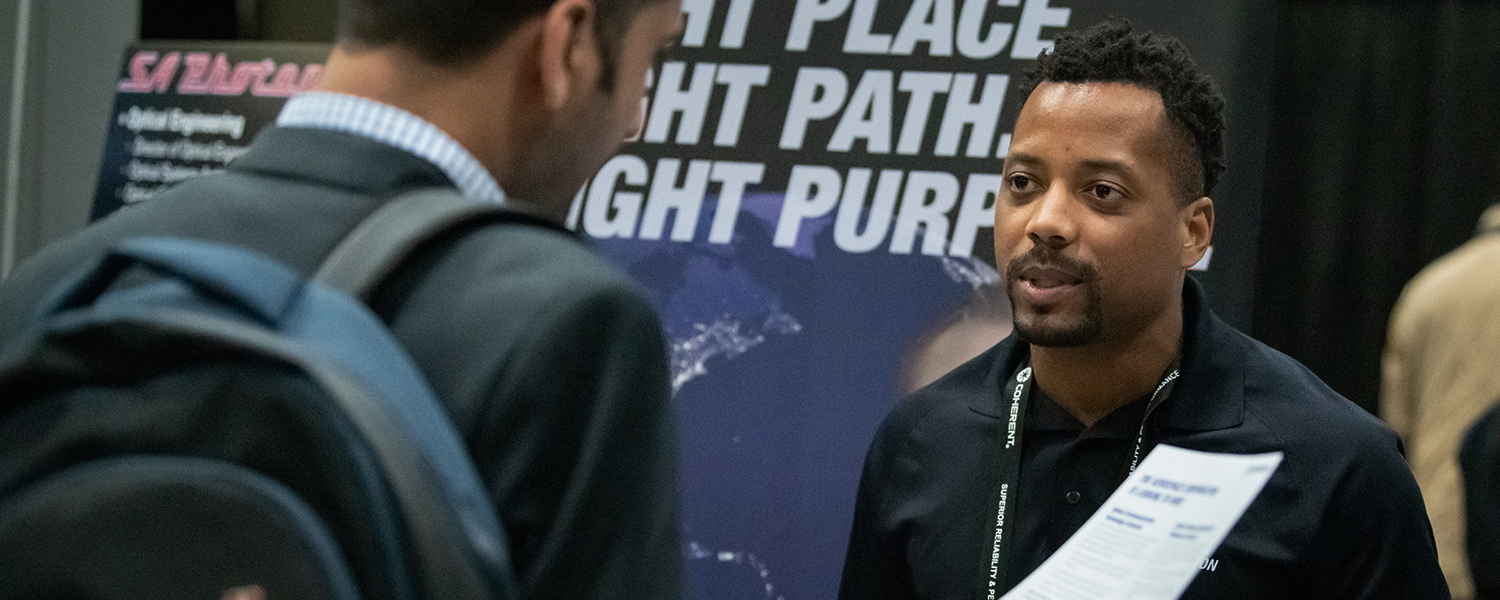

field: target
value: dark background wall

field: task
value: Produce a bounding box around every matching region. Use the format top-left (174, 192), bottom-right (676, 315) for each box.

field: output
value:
top-left (1254, 0), bottom-right (1500, 412)
top-left (139, 0), bottom-right (336, 41)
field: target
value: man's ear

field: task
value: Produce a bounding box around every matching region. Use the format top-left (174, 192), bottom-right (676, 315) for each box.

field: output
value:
top-left (536, 0), bottom-right (598, 110)
top-left (1180, 196), bottom-right (1215, 269)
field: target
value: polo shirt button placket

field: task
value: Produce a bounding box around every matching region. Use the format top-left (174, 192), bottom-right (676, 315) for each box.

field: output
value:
top-left (1064, 490), bottom-right (1081, 505)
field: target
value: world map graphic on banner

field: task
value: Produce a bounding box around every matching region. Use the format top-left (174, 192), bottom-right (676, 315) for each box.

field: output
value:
top-left (575, 2), bottom-right (1061, 592)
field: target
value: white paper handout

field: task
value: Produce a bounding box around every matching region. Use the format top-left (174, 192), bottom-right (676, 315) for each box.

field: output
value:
top-left (1001, 444), bottom-right (1283, 600)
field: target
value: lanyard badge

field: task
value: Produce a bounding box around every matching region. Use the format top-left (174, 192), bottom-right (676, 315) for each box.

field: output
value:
top-left (979, 357), bottom-right (1181, 599)
top-left (981, 362), bottom-right (1034, 599)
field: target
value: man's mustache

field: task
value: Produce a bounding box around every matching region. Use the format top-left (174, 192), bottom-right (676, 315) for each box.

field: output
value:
top-left (1005, 245), bottom-right (1100, 283)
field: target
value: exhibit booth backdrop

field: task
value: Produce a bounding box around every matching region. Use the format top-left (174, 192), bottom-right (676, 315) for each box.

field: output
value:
top-left (92, 1), bottom-right (1273, 598)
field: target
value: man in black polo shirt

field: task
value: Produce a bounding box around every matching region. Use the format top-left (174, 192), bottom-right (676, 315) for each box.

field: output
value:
top-left (837, 19), bottom-right (1449, 600)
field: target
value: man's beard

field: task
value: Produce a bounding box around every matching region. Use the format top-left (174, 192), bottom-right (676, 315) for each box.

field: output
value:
top-left (1005, 246), bottom-right (1104, 347)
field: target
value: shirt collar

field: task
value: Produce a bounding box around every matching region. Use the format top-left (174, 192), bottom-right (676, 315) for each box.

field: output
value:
top-left (276, 92), bottom-right (505, 205)
top-left (1153, 276), bottom-right (1245, 431)
top-left (1027, 380), bottom-right (1155, 438)
top-left (969, 276), bottom-right (1244, 432)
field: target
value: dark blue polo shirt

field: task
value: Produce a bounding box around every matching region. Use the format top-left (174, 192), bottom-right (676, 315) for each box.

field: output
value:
top-left (1014, 385), bottom-right (1153, 578)
top-left (837, 279), bottom-right (1450, 600)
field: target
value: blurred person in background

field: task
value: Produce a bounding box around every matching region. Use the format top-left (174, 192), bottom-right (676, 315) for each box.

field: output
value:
top-left (1384, 202), bottom-right (1500, 600)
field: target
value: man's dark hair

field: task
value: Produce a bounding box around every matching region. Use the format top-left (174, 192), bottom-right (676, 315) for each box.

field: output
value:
top-left (337, 0), bottom-right (657, 87)
top-left (1022, 19), bottom-right (1226, 199)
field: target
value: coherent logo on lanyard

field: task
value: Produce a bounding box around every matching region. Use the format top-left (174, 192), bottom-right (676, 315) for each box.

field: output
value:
top-left (1006, 367), bottom-right (1030, 449)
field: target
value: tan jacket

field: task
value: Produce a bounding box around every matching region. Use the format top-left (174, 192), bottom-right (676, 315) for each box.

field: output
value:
top-left (1382, 204), bottom-right (1500, 600)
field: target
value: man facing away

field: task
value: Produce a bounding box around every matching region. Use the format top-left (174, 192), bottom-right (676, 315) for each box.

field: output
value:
top-left (0, 0), bottom-right (685, 598)
top-left (838, 19), bottom-right (1449, 600)
top-left (1383, 202), bottom-right (1500, 600)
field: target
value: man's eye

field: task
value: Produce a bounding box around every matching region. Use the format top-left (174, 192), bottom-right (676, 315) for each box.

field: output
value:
top-left (1007, 174), bottom-right (1033, 191)
top-left (1090, 183), bottom-right (1123, 201)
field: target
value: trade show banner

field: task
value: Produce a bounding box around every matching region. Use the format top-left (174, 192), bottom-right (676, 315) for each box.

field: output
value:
top-left (93, 1), bottom-right (1270, 597)
top-left (93, 42), bottom-right (329, 219)
top-left (589, 3), bottom-right (1050, 598)
top-left (592, 1), bottom-right (1269, 599)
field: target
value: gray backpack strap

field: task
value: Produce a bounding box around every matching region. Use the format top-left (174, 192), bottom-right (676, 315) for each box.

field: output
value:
top-left (314, 187), bottom-right (522, 600)
top-left (315, 188), bottom-right (513, 301)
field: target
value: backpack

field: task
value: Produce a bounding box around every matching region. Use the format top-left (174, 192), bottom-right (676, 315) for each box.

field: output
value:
top-left (1462, 398), bottom-right (1500, 600)
top-left (0, 189), bottom-right (520, 600)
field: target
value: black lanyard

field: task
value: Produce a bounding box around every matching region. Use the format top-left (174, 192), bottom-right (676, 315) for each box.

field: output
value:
top-left (978, 356), bottom-right (1181, 599)
top-left (979, 361), bottom-right (1034, 600)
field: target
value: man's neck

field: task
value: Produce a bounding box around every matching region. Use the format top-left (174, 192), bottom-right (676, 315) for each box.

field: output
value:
top-left (1028, 307), bottom-right (1184, 428)
top-left (313, 35), bottom-right (552, 218)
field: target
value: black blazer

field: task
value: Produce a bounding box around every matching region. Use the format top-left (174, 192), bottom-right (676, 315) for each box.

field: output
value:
top-left (0, 126), bottom-right (683, 600)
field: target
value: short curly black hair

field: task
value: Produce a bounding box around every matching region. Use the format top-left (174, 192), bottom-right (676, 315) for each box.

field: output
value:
top-left (1022, 18), bottom-right (1226, 199)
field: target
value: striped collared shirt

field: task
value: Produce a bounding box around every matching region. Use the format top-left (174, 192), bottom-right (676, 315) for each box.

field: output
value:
top-left (276, 91), bottom-right (505, 204)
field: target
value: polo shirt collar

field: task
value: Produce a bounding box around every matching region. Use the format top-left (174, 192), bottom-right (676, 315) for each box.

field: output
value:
top-left (1028, 382), bottom-right (1155, 439)
top-left (1154, 276), bottom-right (1245, 431)
top-left (967, 276), bottom-right (1245, 432)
